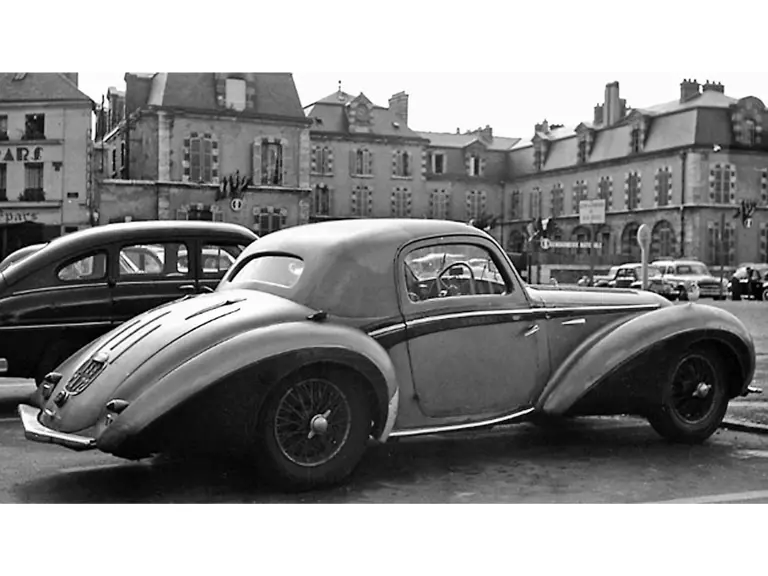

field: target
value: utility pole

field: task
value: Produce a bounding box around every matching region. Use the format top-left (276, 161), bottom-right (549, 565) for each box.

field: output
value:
top-left (719, 210), bottom-right (726, 298)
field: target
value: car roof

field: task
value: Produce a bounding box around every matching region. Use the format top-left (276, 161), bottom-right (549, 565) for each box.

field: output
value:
top-left (234, 218), bottom-right (492, 318)
top-left (653, 259), bottom-right (704, 265)
top-left (2, 221), bottom-right (258, 285)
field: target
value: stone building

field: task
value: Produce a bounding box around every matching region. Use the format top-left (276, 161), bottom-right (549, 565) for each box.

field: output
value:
top-left (94, 72), bottom-right (313, 234)
top-left (0, 73), bottom-right (94, 258)
top-left (304, 88), bottom-right (430, 220)
top-left (418, 126), bottom-right (521, 226)
top-left (503, 78), bottom-right (768, 277)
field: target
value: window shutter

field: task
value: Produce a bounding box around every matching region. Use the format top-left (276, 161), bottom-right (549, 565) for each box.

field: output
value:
top-left (311, 146), bottom-right (318, 174)
top-left (366, 150), bottom-right (373, 176)
top-left (327, 148), bottom-right (334, 175)
top-left (351, 187), bottom-right (358, 216)
top-left (392, 150), bottom-right (399, 177)
top-left (182, 137), bottom-right (191, 182)
top-left (761, 169), bottom-right (768, 205)
top-left (729, 165), bottom-right (737, 204)
top-left (328, 186), bottom-right (334, 216)
top-left (761, 222), bottom-right (768, 262)
top-left (281, 138), bottom-right (291, 187)
top-left (391, 187), bottom-right (397, 217)
top-left (350, 149), bottom-right (357, 176)
top-left (252, 140), bottom-right (262, 185)
top-left (365, 186), bottom-right (373, 216)
top-left (445, 190), bottom-right (452, 220)
top-left (211, 136), bottom-right (219, 184)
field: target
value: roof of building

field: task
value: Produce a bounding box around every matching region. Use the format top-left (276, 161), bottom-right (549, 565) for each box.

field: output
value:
top-left (133, 72), bottom-right (306, 120)
top-left (0, 73), bottom-right (93, 104)
top-left (508, 85), bottom-right (754, 177)
top-left (417, 130), bottom-right (522, 151)
top-left (305, 90), bottom-right (427, 140)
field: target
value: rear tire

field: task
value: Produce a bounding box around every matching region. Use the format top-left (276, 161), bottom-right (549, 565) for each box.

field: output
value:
top-left (647, 346), bottom-right (729, 444)
top-left (253, 366), bottom-right (372, 492)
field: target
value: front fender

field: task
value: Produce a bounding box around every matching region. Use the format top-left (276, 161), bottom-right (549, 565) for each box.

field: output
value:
top-left (96, 321), bottom-right (399, 453)
top-left (536, 303), bottom-right (755, 415)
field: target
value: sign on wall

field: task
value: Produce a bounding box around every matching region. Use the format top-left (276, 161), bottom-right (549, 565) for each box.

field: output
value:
top-left (0, 209), bottom-right (40, 224)
top-left (0, 146), bottom-right (44, 163)
top-left (579, 199), bottom-right (606, 225)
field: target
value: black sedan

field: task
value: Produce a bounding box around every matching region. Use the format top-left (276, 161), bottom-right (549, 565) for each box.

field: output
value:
top-left (0, 221), bottom-right (258, 383)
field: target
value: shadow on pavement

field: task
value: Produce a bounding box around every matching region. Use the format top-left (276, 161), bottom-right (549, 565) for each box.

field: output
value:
top-left (12, 418), bottom-right (739, 504)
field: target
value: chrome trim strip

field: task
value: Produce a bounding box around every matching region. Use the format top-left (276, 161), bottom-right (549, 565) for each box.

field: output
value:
top-left (17, 404), bottom-right (97, 452)
top-left (367, 304), bottom-right (657, 339)
top-left (389, 406), bottom-right (535, 439)
top-left (10, 283), bottom-right (109, 296)
top-left (524, 324), bottom-right (540, 337)
top-left (562, 318), bottom-right (587, 326)
top-left (0, 321), bottom-right (114, 332)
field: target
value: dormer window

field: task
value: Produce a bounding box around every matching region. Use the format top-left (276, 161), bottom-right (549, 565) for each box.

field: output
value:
top-left (577, 139), bottom-right (588, 164)
top-left (534, 147), bottom-right (544, 172)
top-left (225, 78), bottom-right (246, 112)
top-left (630, 127), bottom-right (642, 154)
top-left (468, 154), bottom-right (482, 177)
top-left (431, 152), bottom-right (445, 175)
top-left (745, 119), bottom-right (757, 146)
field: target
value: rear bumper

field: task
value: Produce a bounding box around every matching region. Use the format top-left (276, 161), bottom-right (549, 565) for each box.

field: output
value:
top-left (18, 404), bottom-right (97, 452)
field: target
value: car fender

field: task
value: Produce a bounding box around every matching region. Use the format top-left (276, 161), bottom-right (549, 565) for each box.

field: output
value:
top-left (96, 321), bottom-right (400, 453)
top-left (535, 303), bottom-right (755, 415)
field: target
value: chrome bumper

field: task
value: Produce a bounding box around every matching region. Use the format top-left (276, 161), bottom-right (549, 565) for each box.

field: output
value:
top-left (0, 358), bottom-right (7, 374)
top-left (18, 404), bottom-right (97, 452)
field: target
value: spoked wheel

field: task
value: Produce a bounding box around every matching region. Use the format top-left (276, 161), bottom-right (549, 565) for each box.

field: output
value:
top-left (648, 347), bottom-right (729, 444)
top-left (255, 367), bottom-right (371, 491)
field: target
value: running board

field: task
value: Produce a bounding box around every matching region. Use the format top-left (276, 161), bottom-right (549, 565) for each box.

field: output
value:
top-left (389, 407), bottom-right (535, 439)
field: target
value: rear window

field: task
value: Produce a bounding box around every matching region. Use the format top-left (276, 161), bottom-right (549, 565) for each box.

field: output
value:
top-left (229, 255), bottom-right (305, 289)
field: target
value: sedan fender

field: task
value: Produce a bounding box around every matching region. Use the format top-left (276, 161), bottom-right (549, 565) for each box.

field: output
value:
top-left (536, 303), bottom-right (755, 416)
top-left (96, 321), bottom-right (400, 453)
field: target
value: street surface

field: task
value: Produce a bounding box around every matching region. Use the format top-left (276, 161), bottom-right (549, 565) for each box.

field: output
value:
top-left (0, 297), bottom-right (767, 503)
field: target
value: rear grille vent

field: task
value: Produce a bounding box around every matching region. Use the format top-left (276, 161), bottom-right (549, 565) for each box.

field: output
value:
top-left (65, 357), bottom-right (107, 395)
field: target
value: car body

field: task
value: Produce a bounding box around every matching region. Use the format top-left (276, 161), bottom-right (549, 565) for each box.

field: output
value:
top-left (0, 243), bottom-right (48, 272)
top-left (605, 263), bottom-right (677, 300)
top-left (19, 219), bottom-right (756, 492)
top-left (653, 259), bottom-right (727, 300)
top-left (0, 220), bottom-right (258, 382)
top-left (728, 263), bottom-right (768, 301)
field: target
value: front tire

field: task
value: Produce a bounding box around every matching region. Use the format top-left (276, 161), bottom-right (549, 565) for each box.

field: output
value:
top-left (647, 346), bottom-right (729, 444)
top-left (254, 366), bottom-right (372, 491)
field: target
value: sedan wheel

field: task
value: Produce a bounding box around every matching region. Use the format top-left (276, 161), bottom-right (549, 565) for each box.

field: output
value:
top-left (762, 288), bottom-right (768, 302)
top-left (648, 347), bottom-right (728, 444)
top-left (255, 367), bottom-right (371, 491)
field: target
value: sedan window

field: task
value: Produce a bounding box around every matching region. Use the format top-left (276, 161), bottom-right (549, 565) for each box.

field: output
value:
top-left (118, 243), bottom-right (189, 278)
top-left (57, 251), bottom-right (108, 282)
top-left (404, 243), bottom-right (509, 303)
top-left (196, 243), bottom-right (245, 278)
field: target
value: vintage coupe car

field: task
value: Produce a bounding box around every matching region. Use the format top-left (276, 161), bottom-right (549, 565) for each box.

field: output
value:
top-left (653, 259), bottom-right (727, 300)
top-left (19, 219), bottom-right (756, 492)
top-left (0, 221), bottom-right (258, 382)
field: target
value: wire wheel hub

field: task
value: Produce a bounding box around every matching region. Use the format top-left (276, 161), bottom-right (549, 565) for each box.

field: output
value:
top-left (671, 355), bottom-right (718, 424)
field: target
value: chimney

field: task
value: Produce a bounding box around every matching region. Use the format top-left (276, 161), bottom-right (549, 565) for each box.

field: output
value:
top-left (62, 73), bottom-right (79, 87)
top-left (702, 80), bottom-right (725, 94)
top-left (535, 120), bottom-right (550, 134)
top-left (603, 81), bottom-right (621, 126)
top-left (107, 87), bottom-right (126, 130)
top-left (479, 125), bottom-right (493, 141)
top-left (124, 72), bottom-right (154, 117)
top-left (593, 103), bottom-right (604, 126)
top-left (388, 91), bottom-right (409, 125)
top-left (456, 128), bottom-right (460, 134)
top-left (680, 78), bottom-right (701, 102)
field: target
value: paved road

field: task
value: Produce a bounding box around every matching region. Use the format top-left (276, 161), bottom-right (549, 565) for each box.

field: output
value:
top-left (2, 407), bottom-right (768, 503)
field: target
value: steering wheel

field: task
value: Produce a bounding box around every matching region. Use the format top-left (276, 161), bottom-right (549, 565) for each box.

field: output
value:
top-left (436, 261), bottom-right (476, 297)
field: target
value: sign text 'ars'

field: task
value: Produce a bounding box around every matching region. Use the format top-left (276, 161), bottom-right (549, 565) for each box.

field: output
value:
top-left (0, 209), bottom-right (40, 224)
top-left (0, 146), bottom-right (44, 163)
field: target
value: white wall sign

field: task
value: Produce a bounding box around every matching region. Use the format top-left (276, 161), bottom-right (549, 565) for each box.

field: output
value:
top-left (230, 197), bottom-right (243, 212)
top-left (579, 199), bottom-right (606, 225)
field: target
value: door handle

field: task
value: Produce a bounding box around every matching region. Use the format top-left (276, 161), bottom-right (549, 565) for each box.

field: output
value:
top-left (562, 318), bottom-right (586, 326)
top-left (200, 286), bottom-right (215, 293)
top-left (178, 284), bottom-right (196, 293)
top-left (524, 324), bottom-right (540, 337)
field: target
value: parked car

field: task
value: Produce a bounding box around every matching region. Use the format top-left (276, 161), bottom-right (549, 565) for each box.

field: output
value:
top-left (0, 221), bottom-right (258, 383)
top-left (728, 263), bottom-right (768, 301)
top-left (606, 263), bottom-right (677, 300)
top-left (20, 219), bottom-right (755, 492)
top-left (592, 266), bottom-right (621, 288)
top-left (653, 259), bottom-right (727, 300)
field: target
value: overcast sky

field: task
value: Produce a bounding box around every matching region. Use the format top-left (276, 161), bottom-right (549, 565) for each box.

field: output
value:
top-left (9, 1), bottom-right (768, 141)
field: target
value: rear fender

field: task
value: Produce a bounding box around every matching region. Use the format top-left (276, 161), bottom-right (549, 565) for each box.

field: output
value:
top-left (96, 321), bottom-right (399, 453)
top-left (536, 303), bottom-right (755, 415)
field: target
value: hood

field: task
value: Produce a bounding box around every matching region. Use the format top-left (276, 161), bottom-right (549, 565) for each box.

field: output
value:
top-left (526, 284), bottom-right (671, 309)
top-left (38, 289), bottom-right (315, 434)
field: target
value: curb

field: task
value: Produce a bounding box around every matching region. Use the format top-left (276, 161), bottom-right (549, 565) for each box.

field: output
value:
top-left (721, 418), bottom-right (768, 435)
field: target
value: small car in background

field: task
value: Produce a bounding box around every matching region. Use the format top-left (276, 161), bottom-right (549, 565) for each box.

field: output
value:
top-left (606, 263), bottom-right (677, 300)
top-left (653, 259), bottom-right (727, 300)
top-left (0, 221), bottom-right (258, 383)
top-left (592, 266), bottom-right (621, 288)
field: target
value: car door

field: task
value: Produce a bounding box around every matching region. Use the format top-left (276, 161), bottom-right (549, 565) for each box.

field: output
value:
top-left (194, 239), bottom-right (249, 294)
top-left (109, 238), bottom-right (195, 324)
top-left (398, 237), bottom-right (547, 419)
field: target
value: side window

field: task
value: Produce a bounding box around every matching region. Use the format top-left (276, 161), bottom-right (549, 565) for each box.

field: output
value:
top-left (403, 243), bottom-right (510, 303)
top-left (57, 251), bottom-right (108, 282)
top-left (118, 242), bottom-right (189, 279)
top-left (200, 243), bottom-right (246, 278)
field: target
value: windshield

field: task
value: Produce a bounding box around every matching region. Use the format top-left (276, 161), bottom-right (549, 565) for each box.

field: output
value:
top-left (674, 263), bottom-right (710, 276)
top-left (228, 255), bottom-right (305, 289)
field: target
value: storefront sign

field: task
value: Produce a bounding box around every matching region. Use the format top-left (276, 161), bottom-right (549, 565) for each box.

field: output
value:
top-left (0, 146), bottom-right (44, 163)
top-left (0, 208), bottom-right (40, 224)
